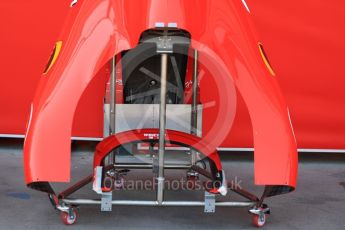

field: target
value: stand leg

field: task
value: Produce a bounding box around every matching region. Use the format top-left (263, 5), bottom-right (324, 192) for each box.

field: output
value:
top-left (191, 50), bottom-right (199, 165)
top-left (108, 56), bottom-right (116, 165)
top-left (157, 53), bottom-right (168, 205)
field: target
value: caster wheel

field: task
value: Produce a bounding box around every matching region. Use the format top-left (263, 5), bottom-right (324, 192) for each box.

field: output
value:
top-left (114, 176), bottom-right (125, 189)
top-left (186, 176), bottom-right (198, 190)
top-left (60, 209), bottom-right (77, 225)
top-left (252, 212), bottom-right (266, 228)
top-left (103, 176), bottom-right (115, 192)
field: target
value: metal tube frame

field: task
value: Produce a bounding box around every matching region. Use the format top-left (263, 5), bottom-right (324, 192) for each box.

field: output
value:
top-left (62, 199), bottom-right (256, 207)
top-left (107, 56), bottom-right (117, 165)
top-left (190, 50), bottom-right (199, 166)
top-left (57, 163), bottom-right (261, 208)
top-left (60, 32), bottom-right (264, 213)
top-left (57, 164), bottom-right (261, 210)
top-left (157, 53), bottom-right (169, 204)
top-left (110, 56), bottom-right (116, 136)
top-left (112, 163), bottom-right (192, 170)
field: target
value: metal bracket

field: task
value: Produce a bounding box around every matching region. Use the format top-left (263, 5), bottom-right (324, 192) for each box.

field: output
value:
top-left (204, 191), bottom-right (216, 213)
top-left (68, 207), bottom-right (76, 221)
top-left (249, 204), bottom-right (270, 216)
top-left (141, 27), bottom-right (190, 54)
top-left (152, 154), bottom-right (159, 175)
top-left (157, 36), bottom-right (173, 53)
top-left (187, 170), bottom-right (199, 178)
top-left (56, 204), bottom-right (70, 213)
top-left (101, 192), bottom-right (113, 212)
top-left (167, 22), bottom-right (178, 28)
top-left (155, 22), bottom-right (178, 28)
top-left (92, 166), bottom-right (103, 194)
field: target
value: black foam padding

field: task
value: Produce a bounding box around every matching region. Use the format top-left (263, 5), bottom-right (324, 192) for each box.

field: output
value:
top-left (122, 29), bottom-right (190, 104)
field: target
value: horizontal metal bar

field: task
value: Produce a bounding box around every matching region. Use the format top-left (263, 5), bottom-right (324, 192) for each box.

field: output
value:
top-left (62, 199), bottom-right (255, 207)
top-left (0, 134), bottom-right (25, 138)
top-left (137, 145), bottom-right (190, 151)
top-left (114, 163), bottom-right (191, 170)
top-left (297, 148), bottom-right (345, 153)
top-left (71, 136), bottom-right (103, 141)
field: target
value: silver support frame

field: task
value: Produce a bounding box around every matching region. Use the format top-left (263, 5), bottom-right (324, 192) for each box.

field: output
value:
top-left (107, 56), bottom-right (116, 165)
top-left (191, 50), bottom-right (199, 136)
top-left (157, 53), bottom-right (169, 205)
top-left (88, 31), bottom-right (262, 214)
top-left (190, 50), bottom-right (199, 165)
top-left (113, 163), bottom-right (191, 170)
top-left (110, 56), bottom-right (116, 135)
top-left (62, 199), bottom-right (256, 207)
top-left (55, 31), bottom-right (271, 216)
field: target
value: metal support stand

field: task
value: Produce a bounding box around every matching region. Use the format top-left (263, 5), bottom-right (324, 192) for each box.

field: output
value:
top-left (186, 49), bottom-right (200, 180)
top-left (50, 27), bottom-right (273, 227)
top-left (191, 50), bottom-right (199, 136)
top-left (110, 56), bottom-right (116, 136)
top-left (62, 199), bottom-right (256, 208)
top-left (190, 50), bottom-right (199, 165)
top-left (157, 53), bottom-right (168, 205)
top-left (107, 56), bottom-right (116, 165)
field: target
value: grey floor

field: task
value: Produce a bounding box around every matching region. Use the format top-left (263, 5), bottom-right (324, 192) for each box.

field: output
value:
top-left (0, 139), bottom-right (344, 230)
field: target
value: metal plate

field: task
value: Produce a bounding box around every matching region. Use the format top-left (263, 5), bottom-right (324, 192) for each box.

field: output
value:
top-left (204, 192), bottom-right (216, 213)
top-left (101, 192), bottom-right (113, 212)
top-left (110, 104), bottom-right (202, 136)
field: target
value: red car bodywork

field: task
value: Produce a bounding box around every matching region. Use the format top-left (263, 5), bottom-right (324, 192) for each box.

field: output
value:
top-left (23, 0), bottom-right (298, 191)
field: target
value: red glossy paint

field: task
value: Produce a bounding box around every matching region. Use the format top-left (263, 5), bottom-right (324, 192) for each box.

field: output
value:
top-left (22, 0), bottom-right (297, 190)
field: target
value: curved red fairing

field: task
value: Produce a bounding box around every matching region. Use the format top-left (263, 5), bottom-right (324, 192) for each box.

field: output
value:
top-left (24, 0), bottom-right (297, 189)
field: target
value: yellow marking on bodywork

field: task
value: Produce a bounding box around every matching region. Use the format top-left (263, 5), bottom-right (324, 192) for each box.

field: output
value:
top-left (43, 41), bottom-right (62, 75)
top-left (258, 43), bottom-right (276, 76)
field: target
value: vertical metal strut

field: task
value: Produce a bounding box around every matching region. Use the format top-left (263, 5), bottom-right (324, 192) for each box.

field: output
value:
top-left (108, 56), bottom-right (116, 165)
top-left (110, 56), bottom-right (116, 135)
top-left (191, 50), bottom-right (199, 165)
top-left (157, 53), bottom-right (168, 204)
